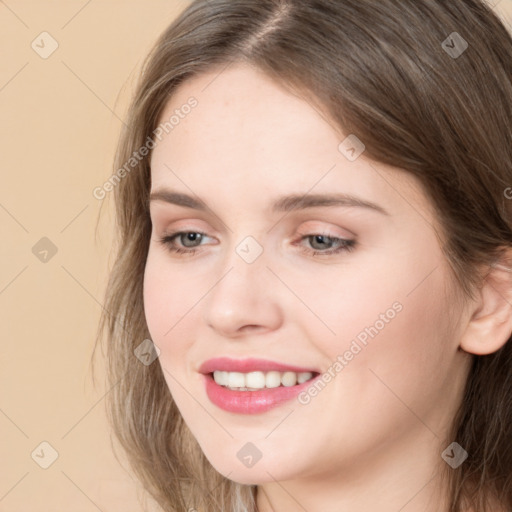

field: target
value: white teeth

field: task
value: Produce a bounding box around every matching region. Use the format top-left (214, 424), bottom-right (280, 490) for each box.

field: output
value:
top-left (228, 372), bottom-right (245, 388)
top-left (281, 371), bottom-right (297, 387)
top-left (217, 371), bottom-right (229, 386)
top-left (212, 370), bottom-right (314, 390)
top-left (297, 372), bottom-right (313, 384)
top-left (265, 371), bottom-right (281, 388)
top-left (246, 371), bottom-right (266, 388)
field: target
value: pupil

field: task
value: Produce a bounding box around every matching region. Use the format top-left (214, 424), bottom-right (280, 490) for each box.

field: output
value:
top-left (313, 235), bottom-right (330, 249)
top-left (184, 233), bottom-right (201, 247)
top-left (312, 235), bottom-right (333, 249)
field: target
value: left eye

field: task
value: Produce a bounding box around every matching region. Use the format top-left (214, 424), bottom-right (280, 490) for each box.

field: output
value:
top-left (158, 231), bottom-right (356, 257)
top-left (294, 234), bottom-right (356, 256)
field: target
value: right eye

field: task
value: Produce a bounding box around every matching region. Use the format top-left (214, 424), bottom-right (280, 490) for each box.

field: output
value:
top-left (158, 231), bottom-right (212, 255)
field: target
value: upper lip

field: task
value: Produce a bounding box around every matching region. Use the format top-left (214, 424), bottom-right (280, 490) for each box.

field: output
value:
top-left (199, 357), bottom-right (319, 374)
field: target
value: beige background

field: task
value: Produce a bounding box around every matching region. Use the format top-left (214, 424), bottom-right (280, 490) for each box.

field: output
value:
top-left (1, 1), bottom-right (511, 510)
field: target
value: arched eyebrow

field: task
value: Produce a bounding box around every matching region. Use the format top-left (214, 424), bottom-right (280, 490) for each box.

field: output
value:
top-left (149, 189), bottom-right (390, 216)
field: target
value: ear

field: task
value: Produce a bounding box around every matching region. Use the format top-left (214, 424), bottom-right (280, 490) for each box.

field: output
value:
top-left (459, 253), bottom-right (512, 355)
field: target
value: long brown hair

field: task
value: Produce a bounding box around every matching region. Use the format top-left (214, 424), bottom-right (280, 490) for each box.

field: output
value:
top-left (94, 1), bottom-right (512, 510)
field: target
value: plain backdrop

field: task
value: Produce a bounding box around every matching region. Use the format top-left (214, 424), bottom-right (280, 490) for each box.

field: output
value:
top-left (1, 1), bottom-right (511, 510)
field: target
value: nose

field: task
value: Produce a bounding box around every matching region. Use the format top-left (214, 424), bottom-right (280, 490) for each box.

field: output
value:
top-left (202, 241), bottom-right (283, 338)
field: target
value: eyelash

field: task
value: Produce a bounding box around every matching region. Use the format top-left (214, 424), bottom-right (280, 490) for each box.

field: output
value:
top-left (157, 231), bottom-right (356, 257)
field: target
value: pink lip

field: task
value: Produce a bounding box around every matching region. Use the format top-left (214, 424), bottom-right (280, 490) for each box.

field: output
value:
top-left (198, 357), bottom-right (318, 374)
top-left (199, 357), bottom-right (321, 414)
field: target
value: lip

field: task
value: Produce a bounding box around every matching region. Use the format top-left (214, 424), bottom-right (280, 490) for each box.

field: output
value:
top-left (202, 373), bottom-right (321, 414)
top-left (199, 357), bottom-right (321, 414)
top-left (198, 357), bottom-right (319, 374)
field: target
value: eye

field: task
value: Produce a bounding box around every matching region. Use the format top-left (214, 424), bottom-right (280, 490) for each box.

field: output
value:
top-left (158, 231), bottom-right (211, 255)
top-left (157, 230), bottom-right (356, 258)
top-left (294, 234), bottom-right (356, 257)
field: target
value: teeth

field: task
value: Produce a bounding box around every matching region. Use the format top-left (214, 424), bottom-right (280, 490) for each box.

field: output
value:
top-left (228, 372), bottom-right (245, 388)
top-left (213, 370), bottom-right (314, 390)
top-left (246, 371), bottom-right (266, 388)
top-left (281, 371), bottom-right (297, 387)
top-left (297, 372), bottom-right (313, 384)
top-left (265, 371), bottom-right (281, 388)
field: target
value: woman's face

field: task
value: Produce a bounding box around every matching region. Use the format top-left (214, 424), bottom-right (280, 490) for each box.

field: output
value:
top-left (144, 62), bottom-right (472, 485)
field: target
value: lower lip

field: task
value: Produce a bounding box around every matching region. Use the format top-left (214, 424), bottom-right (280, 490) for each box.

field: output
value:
top-left (203, 373), bottom-right (320, 414)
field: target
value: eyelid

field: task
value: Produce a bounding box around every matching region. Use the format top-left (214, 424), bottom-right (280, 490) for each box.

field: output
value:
top-left (162, 229), bottom-right (215, 244)
top-left (159, 229), bottom-right (356, 259)
top-left (157, 218), bottom-right (215, 235)
top-left (295, 220), bottom-right (355, 239)
top-left (158, 219), bottom-right (353, 239)
top-left (160, 224), bottom-right (356, 253)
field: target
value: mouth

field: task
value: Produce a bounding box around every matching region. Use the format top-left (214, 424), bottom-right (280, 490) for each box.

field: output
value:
top-left (199, 357), bottom-right (322, 413)
top-left (209, 369), bottom-right (320, 391)
top-left (201, 368), bottom-right (322, 414)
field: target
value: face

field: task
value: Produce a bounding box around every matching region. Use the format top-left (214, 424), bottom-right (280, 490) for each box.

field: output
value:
top-left (144, 62), bottom-right (471, 485)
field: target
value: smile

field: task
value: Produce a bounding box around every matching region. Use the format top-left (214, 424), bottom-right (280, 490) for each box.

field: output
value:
top-left (199, 357), bottom-right (321, 414)
top-left (213, 370), bottom-right (316, 390)
top-left (202, 370), bottom-right (321, 414)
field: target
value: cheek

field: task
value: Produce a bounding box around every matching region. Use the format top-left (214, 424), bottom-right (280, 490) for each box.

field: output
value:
top-left (142, 262), bottom-right (168, 340)
top-left (296, 259), bottom-right (402, 355)
top-left (337, 264), bottom-right (455, 414)
top-left (318, 248), bottom-right (454, 395)
top-left (143, 257), bottom-right (201, 415)
top-left (142, 252), bottom-right (199, 354)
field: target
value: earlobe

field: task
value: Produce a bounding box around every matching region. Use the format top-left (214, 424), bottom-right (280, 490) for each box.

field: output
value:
top-left (459, 257), bottom-right (512, 356)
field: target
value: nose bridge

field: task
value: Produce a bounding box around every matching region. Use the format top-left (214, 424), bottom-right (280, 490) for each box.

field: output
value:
top-left (210, 233), bottom-right (268, 307)
top-left (202, 233), bottom-right (282, 335)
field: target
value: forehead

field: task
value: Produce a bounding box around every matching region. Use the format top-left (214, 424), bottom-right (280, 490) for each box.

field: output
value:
top-left (152, 62), bottom-right (342, 164)
top-left (149, 63), bottom-right (434, 225)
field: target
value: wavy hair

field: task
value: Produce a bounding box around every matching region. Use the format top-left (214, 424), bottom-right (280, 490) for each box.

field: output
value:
top-left (94, 1), bottom-right (512, 510)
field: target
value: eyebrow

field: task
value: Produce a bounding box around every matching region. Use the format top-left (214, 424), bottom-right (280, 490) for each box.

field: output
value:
top-left (149, 189), bottom-right (390, 216)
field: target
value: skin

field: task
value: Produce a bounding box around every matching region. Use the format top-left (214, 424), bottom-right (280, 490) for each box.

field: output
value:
top-left (143, 62), bottom-right (512, 512)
